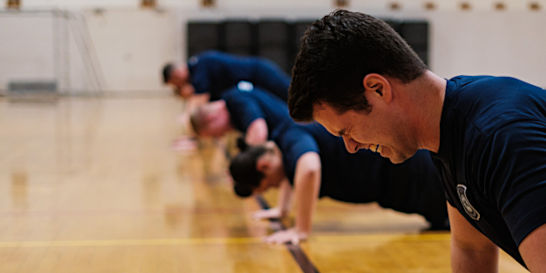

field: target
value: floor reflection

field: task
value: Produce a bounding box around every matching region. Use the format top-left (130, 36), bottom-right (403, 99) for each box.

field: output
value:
top-left (11, 170), bottom-right (28, 209)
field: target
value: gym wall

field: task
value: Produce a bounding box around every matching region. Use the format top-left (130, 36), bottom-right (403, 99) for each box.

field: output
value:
top-left (0, 0), bottom-right (544, 94)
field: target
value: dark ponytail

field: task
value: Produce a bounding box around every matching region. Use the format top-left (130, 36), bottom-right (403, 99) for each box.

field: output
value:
top-left (236, 137), bottom-right (249, 152)
top-left (229, 144), bottom-right (268, 198)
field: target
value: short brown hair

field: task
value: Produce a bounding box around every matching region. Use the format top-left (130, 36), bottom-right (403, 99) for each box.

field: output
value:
top-left (288, 10), bottom-right (427, 121)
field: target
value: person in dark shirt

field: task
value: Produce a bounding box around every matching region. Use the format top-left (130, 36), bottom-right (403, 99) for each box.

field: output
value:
top-left (164, 51), bottom-right (291, 149)
top-left (189, 84), bottom-right (292, 145)
top-left (287, 9), bottom-right (546, 271)
top-left (162, 50), bottom-right (290, 101)
top-left (435, 75), bottom-right (546, 267)
top-left (229, 123), bottom-right (448, 244)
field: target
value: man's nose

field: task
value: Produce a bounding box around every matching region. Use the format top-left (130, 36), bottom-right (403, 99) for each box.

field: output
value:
top-left (342, 136), bottom-right (360, 154)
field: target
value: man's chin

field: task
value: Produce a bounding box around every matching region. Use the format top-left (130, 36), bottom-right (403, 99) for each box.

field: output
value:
top-left (388, 157), bottom-right (406, 164)
top-left (385, 151), bottom-right (413, 164)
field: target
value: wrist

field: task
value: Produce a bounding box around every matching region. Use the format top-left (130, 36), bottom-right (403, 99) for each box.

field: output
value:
top-left (279, 208), bottom-right (289, 218)
top-left (293, 227), bottom-right (310, 238)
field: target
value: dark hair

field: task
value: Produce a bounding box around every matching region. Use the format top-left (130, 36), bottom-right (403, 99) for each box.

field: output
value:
top-left (288, 10), bottom-right (427, 121)
top-left (229, 144), bottom-right (268, 198)
top-left (162, 63), bottom-right (174, 84)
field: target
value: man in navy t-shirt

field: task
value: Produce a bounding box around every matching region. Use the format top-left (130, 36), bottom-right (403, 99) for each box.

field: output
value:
top-left (162, 51), bottom-right (290, 101)
top-left (435, 76), bottom-right (546, 267)
top-left (189, 84), bottom-right (293, 145)
top-left (229, 122), bottom-right (448, 244)
top-left (288, 10), bottom-right (546, 271)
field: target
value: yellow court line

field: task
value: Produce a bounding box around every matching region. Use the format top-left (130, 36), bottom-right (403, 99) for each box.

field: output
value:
top-left (313, 232), bottom-right (450, 243)
top-left (0, 237), bottom-right (262, 248)
top-left (0, 233), bottom-right (450, 248)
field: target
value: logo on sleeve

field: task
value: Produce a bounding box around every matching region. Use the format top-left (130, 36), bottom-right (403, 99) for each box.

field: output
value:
top-left (456, 184), bottom-right (480, 221)
top-left (237, 81), bottom-right (254, 92)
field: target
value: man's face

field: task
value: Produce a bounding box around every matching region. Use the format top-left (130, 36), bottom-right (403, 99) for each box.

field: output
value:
top-left (253, 145), bottom-right (285, 195)
top-left (253, 170), bottom-right (283, 195)
top-left (313, 102), bottom-right (417, 164)
top-left (200, 111), bottom-right (230, 138)
top-left (168, 66), bottom-right (195, 98)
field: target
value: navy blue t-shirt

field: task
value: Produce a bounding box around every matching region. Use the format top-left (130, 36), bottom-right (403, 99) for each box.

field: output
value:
top-left (222, 86), bottom-right (293, 141)
top-left (432, 75), bottom-right (546, 267)
top-left (187, 51), bottom-right (290, 101)
top-left (275, 123), bottom-right (446, 223)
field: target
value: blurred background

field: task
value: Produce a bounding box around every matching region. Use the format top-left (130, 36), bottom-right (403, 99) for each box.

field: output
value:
top-left (0, 0), bottom-right (545, 97)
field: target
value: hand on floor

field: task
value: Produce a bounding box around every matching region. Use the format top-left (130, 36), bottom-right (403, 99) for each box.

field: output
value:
top-left (253, 207), bottom-right (283, 220)
top-left (172, 136), bottom-right (197, 152)
top-left (264, 228), bottom-right (308, 245)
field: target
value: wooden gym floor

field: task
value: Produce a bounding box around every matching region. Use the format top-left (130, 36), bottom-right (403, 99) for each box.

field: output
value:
top-left (0, 96), bottom-right (528, 273)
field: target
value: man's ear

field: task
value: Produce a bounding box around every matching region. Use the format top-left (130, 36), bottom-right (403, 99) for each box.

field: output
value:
top-left (362, 73), bottom-right (392, 103)
top-left (256, 156), bottom-right (269, 173)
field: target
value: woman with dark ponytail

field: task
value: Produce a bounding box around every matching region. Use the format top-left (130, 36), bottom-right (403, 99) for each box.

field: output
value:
top-left (229, 142), bottom-right (268, 198)
top-left (229, 123), bottom-right (448, 244)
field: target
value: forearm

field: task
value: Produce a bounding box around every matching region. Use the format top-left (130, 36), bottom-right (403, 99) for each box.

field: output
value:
top-left (276, 179), bottom-right (293, 216)
top-left (262, 153), bottom-right (320, 245)
top-left (293, 153), bottom-right (321, 234)
top-left (294, 194), bottom-right (316, 234)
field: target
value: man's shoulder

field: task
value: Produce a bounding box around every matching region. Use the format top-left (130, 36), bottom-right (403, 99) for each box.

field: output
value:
top-left (227, 87), bottom-right (284, 107)
top-left (450, 74), bottom-right (521, 84)
top-left (189, 50), bottom-right (229, 66)
top-left (449, 75), bottom-right (541, 99)
top-left (278, 127), bottom-right (318, 165)
top-left (447, 75), bottom-right (544, 131)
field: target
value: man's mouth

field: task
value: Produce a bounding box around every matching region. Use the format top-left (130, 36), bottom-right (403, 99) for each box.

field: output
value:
top-left (366, 144), bottom-right (382, 154)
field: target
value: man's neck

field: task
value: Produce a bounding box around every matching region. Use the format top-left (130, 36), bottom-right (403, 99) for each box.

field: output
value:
top-left (410, 70), bottom-right (446, 153)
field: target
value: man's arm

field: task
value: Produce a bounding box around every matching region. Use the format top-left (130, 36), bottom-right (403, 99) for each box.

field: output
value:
top-left (223, 91), bottom-right (267, 144)
top-left (183, 93), bottom-right (209, 112)
top-left (519, 223), bottom-right (546, 272)
top-left (293, 152), bottom-right (321, 235)
top-left (276, 179), bottom-right (293, 215)
top-left (265, 152), bottom-right (321, 244)
top-left (448, 203), bottom-right (499, 273)
top-left (245, 118), bottom-right (268, 145)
